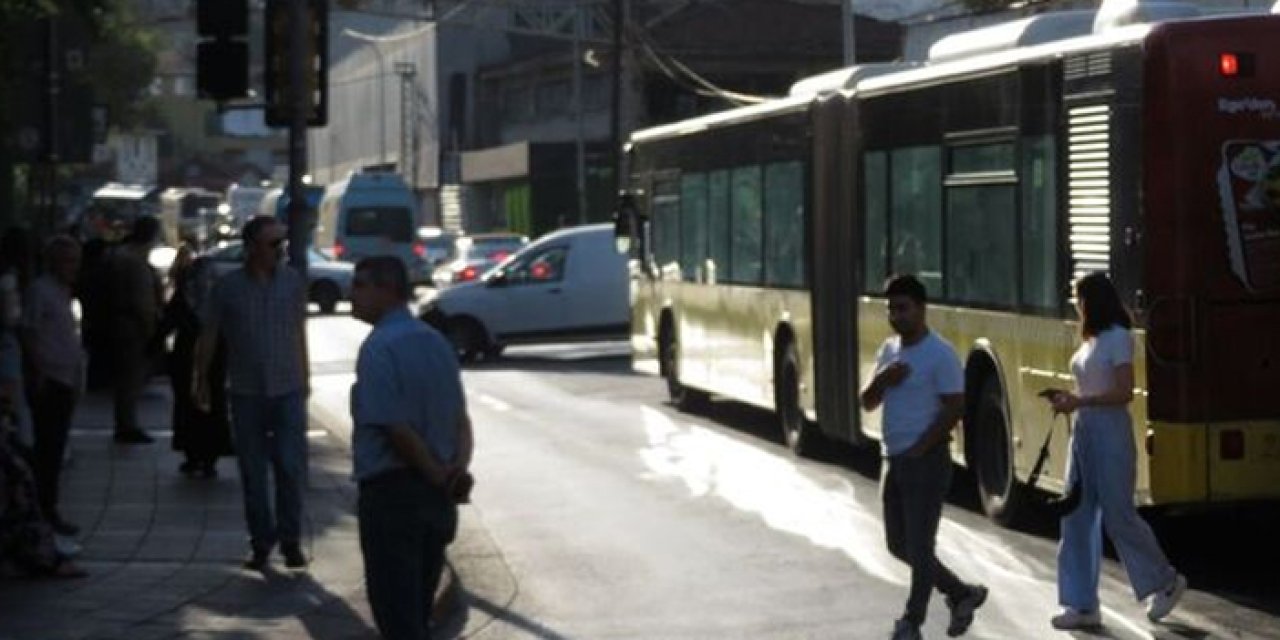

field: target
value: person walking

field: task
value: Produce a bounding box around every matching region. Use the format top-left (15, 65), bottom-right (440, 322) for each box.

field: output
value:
top-left (349, 256), bottom-right (473, 640)
top-left (1045, 272), bottom-right (1186, 630)
top-left (20, 236), bottom-right (85, 537)
top-left (859, 275), bottom-right (987, 640)
top-left (106, 216), bottom-right (163, 444)
top-left (195, 216), bottom-right (310, 571)
top-left (160, 246), bottom-right (231, 478)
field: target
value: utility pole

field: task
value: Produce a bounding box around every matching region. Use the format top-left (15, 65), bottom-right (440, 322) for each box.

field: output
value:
top-left (842, 0), bottom-right (857, 67)
top-left (286, 0), bottom-right (309, 274)
top-left (610, 0), bottom-right (625, 197)
top-left (573, 6), bottom-right (587, 225)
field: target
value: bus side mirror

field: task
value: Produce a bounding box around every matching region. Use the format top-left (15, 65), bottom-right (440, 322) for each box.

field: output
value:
top-left (614, 194), bottom-right (641, 256)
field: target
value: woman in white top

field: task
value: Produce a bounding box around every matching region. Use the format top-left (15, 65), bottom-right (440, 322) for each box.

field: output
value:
top-left (1046, 272), bottom-right (1185, 630)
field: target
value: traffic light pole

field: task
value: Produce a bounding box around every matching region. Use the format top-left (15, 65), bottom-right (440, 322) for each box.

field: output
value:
top-left (285, 0), bottom-right (309, 276)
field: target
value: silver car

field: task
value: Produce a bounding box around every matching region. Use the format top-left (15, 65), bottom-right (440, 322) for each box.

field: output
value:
top-left (204, 241), bottom-right (355, 314)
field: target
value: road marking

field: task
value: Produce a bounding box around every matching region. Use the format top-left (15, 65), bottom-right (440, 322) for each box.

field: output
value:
top-left (474, 393), bottom-right (512, 413)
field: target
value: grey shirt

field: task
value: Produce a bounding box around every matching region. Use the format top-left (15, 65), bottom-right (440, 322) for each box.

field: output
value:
top-left (203, 266), bottom-right (307, 397)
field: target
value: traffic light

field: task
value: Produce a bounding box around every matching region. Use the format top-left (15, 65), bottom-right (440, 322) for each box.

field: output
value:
top-left (196, 0), bottom-right (250, 101)
top-left (264, 0), bottom-right (329, 127)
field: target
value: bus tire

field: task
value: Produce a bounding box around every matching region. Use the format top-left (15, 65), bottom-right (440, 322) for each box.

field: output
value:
top-left (973, 376), bottom-right (1029, 526)
top-left (660, 323), bottom-right (706, 411)
top-left (778, 344), bottom-right (822, 456)
top-left (446, 317), bottom-right (487, 364)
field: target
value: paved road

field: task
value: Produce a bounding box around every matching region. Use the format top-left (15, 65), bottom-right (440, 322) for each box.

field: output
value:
top-left (306, 314), bottom-right (1280, 640)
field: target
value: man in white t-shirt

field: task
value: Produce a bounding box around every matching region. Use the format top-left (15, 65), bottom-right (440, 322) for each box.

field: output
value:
top-left (860, 275), bottom-right (987, 640)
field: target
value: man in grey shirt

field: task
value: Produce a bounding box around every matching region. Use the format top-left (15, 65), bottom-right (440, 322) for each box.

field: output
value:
top-left (196, 216), bottom-right (310, 571)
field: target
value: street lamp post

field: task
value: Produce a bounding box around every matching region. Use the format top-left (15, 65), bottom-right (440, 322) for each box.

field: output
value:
top-left (394, 61), bottom-right (417, 190)
top-left (341, 28), bottom-right (389, 166)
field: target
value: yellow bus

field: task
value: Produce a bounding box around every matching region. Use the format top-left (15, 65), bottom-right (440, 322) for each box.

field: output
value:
top-left (617, 9), bottom-right (1280, 524)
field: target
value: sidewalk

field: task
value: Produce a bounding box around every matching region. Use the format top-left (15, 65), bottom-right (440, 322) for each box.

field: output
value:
top-left (0, 382), bottom-right (487, 640)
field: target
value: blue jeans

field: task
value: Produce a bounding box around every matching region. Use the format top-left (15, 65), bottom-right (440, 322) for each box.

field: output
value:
top-left (229, 391), bottom-right (308, 551)
top-left (1058, 407), bottom-right (1176, 611)
top-left (359, 468), bottom-right (458, 640)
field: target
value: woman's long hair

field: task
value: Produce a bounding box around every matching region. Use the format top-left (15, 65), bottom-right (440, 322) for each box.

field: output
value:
top-left (1076, 271), bottom-right (1132, 338)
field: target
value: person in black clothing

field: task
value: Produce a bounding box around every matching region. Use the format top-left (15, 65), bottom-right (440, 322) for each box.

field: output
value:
top-left (160, 247), bottom-right (231, 477)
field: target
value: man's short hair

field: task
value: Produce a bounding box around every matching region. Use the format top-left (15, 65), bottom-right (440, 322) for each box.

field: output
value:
top-left (241, 215), bottom-right (279, 244)
top-left (883, 274), bottom-right (927, 305)
top-left (355, 256), bottom-right (410, 301)
top-left (128, 216), bottom-right (160, 246)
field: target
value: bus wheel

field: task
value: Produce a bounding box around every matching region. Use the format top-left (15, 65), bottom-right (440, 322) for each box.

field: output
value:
top-left (446, 317), bottom-right (486, 364)
top-left (660, 326), bottom-right (706, 411)
top-left (973, 377), bottom-right (1029, 526)
top-left (778, 345), bottom-right (822, 456)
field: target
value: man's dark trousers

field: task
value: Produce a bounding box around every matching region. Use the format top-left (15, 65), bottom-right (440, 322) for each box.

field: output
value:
top-left (881, 443), bottom-right (968, 626)
top-left (359, 468), bottom-right (458, 640)
top-left (32, 379), bottom-right (76, 520)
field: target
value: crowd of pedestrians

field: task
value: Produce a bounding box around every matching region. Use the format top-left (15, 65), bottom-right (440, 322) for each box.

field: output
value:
top-left (0, 209), bottom-right (1187, 639)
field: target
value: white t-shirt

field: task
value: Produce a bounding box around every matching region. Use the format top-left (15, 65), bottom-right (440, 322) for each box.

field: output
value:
top-left (873, 331), bottom-right (964, 456)
top-left (1071, 325), bottom-right (1133, 397)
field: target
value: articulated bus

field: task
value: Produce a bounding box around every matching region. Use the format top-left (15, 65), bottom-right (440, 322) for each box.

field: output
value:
top-left (617, 7), bottom-right (1280, 524)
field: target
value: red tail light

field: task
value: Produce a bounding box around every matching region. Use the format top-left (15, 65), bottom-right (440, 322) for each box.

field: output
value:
top-left (489, 250), bottom-right (510, 262)
top-left (459, 266), bottom-right (479, 282)
top-left (413, 242), bottom-right (426, 258)
top-left (1221, 430), bottom-right (1245, 460)
top-left (333, 243), bottom-right (345, 259)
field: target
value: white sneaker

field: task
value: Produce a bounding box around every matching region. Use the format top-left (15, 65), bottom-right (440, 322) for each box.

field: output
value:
top-left (54, 535), bottom-right (82, 558)
top-left (1051, 608), bottom-right (1102, 630)
top-left (1147, 573), bottom-right (1187, 622)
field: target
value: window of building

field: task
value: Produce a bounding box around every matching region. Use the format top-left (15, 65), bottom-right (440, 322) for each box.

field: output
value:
top-left (764, 161), bottom-right (804, 287)
top-left (889, 146), bottom-right (943, 294)
top-left (536, 78), bottom-right (571, 116)
top-left (730, 166), bottom-right (763, 284)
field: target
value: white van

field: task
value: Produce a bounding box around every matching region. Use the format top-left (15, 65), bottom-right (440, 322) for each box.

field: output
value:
top-left (316, 170), bottom-right (428, 281)
top-left (419, 223), bottom-right (628, 361)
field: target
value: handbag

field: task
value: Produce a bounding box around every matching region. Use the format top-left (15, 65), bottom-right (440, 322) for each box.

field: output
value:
top-left (1027, 409), bottom-right (1082, 519)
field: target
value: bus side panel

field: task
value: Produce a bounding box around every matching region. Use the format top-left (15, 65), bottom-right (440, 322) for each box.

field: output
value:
top-left (810, 95), bottom-right (861, 444)
top-left (1144, 17), bottom-right (1280, 503)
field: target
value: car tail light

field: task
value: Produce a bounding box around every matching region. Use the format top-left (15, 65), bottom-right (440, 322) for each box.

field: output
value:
top-left (489, 250), bottom-right (510, 262)
top-left (1220, 430), bottom-right (1245, 460)
top-left (333, 242), bottom-right (345, 259)
top-left (459, 266), bottom-right (479, 282)
top-left (413, 242), bottom-right (426, 258)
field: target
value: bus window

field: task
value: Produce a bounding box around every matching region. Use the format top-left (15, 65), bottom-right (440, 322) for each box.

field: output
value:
top-left (731, 165), bottom-right (764, 284)
top-left (864, 152), bottom-right (889, 293)
top-left (680, 174), bottom-right (708, 282)
top-left (946, 185), bottom-right (1017, 305)
top-left (890, 146), bottom-right (943, 293)
top-left (344, 207), bottom-right (413, 242)
top-left (1021, 136), bottom-right (1059, 312)
top-left (708, 170), bottom-right (731, 283)
top-left (652, 178), bottom-right (680, 275)
top-left (764, 161), bottom-right (804, 288)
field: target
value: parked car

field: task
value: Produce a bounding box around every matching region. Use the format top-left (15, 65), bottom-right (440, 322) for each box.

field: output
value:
top-left (203, 241), bottom-right (355, 314)
top-left (430, 232), bottom-right (528, 289)
top-left (419, 224), bottom-right (627, 362)
top-left (417, 226), bottom-right (460, 267)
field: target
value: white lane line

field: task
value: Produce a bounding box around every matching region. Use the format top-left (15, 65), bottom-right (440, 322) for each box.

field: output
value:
top-left (474, 393), bottom-right (512, 413)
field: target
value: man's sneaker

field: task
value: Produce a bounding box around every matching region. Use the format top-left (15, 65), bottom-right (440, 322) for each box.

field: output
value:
top-left (1147, 573), bottom-right (1187, 622)
top-left (946, 584), bottom-right (988, 637)
top-left (1050, 608), bottom-right (1102, 630)
top-left (281, 543), bottom-right (308, 569)
top-left (243, 547), bottom-right (270, 571)
top-left (891, 618), bottom-right (922, 640)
